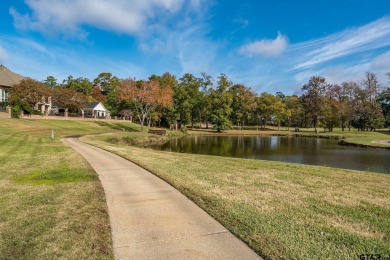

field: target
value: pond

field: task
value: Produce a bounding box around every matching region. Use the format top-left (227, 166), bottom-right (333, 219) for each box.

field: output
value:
top-left (152, 135), bottom-right (390, 174)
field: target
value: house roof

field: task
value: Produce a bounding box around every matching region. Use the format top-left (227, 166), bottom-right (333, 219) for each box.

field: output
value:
top-left (85, 102), bottom-right (109, 112)
top-left (0, 65), bottom-right (24, 88)
top-left (86, 102), bottom-right (100, 109)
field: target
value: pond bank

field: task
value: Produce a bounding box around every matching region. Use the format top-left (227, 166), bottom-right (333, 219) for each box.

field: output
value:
top-left (186, 128), bottom-right (390, 149)
top-left (339, 139), bottom-right (390, 149)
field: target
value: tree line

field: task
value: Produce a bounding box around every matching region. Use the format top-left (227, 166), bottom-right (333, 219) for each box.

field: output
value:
top-left (7, 71), bottom-right (390, 132)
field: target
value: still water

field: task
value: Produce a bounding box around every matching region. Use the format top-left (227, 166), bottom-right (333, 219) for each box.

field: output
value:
top-left (153, 136), bottom-right (390, 174)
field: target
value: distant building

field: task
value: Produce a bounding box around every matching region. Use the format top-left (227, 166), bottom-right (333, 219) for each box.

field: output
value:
top-left (0, 65), bottom-right (24, 102)
top-left (82, 102), bottom-right (110, 118)
top-left (35, 96), bottom-right (52, 115)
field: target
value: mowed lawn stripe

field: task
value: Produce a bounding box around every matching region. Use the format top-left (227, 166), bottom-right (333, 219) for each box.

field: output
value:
top-left (0, 118), bottom-right (140, 259)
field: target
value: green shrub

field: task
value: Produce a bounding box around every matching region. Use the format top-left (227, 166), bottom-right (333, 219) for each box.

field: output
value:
top-left (10, 99), bottom-right (32, 118)
top-left (180, 125), bottom-right (187, 133)
top-left (31, 110), bottom-right (43, 115)
top-left (11, 106), bottom-right (22, 118)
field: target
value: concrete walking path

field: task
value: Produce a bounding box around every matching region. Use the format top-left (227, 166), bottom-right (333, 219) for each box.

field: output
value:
top-left (62, 137), bottom-right (261, 260)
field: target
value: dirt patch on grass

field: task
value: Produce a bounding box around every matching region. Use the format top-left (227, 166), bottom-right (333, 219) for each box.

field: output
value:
top-left (372, 140), bottom-right (390, 145)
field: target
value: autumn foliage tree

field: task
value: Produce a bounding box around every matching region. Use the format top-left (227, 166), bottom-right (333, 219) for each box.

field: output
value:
top-left (32, 70), bottom-right (388, 131)
top-left (8, 78), bottom-right (52, 115)
top-left (149, 73), bottom-right (178, 127)
top-left (301, 76), bottom-right (328, 132)
top-left (229, 84), bottom-right (256, 130)
top-left (283, 95), bottom-right (303, 130)
top-left (52, 87), bottom-right (88, 113)
top-left (380, 86), bottom-right (390, 128)
top-left (256, 92), bottom-right (285, 130)
top-left (119, 79), bottom-right (173, 132)
top-left (91, 87), bottom-right (105, 103)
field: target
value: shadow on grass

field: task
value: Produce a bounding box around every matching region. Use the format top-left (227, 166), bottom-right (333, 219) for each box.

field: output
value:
top-left (94, 121), bottom-right (140, 132)
top-left (378, 130), bottom-right (390, 135)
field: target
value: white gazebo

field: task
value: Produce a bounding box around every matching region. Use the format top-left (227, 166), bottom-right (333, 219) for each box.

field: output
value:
top-left (83, 102), bottom-right (110, 118)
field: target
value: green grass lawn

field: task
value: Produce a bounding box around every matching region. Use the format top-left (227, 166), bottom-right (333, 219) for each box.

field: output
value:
top-left (82, 132), bottom-right (390, 260)
top-left (0, 118), bottom-right (140, 259)
top-left (2, 118), bottom-right (389, 259)
top-left (294, 128), bottom-right (390, 148)
top-left (339, 131), bottom-right (390, 148)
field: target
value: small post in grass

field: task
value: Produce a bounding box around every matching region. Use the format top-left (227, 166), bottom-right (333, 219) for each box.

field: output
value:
top-left (51, 129), bottom-right (54, 139)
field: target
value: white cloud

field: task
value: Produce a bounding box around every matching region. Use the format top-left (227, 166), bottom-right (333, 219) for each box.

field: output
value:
top-left (322, 64), bottom-right (372, 84)
top-left (139, 23), bottom-right (219, 76)
top-left (0, 35), bottom-right (146, 82)
top-left (233, 18), bottom-right (249, 28)
top-left (232, 17), bottom-right (390, 94)
top-left (139, 39), bottom-right (169, 53)
top-left (190, 0), bottom-right (202, 8)
top-left (177, 26), bottom-right (218, 75)
top-left (293, 70), bottom-right (318, 86)
top-left (372, 51), bottom-right (390, 70)
top-left (238, 32), bottom-right (288, 57)
top-left (292, 62), bottom-right (376, 87)
top-left (369, 51), bottom-right (390, 84)
top-left (17, 38), bottom-right (48, 54)
top-left (0, 46), bottom-right (9, 61)
top-left (291, 16), bottom-right (390, 70)
top-left (10, 0), bottom-right (194, 38)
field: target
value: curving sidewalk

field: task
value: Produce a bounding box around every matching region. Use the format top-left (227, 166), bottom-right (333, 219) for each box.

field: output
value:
top-left (62, 137), bottom-right (261, 260)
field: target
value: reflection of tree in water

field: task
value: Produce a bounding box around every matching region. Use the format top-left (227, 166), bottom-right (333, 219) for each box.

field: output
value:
top-left (208, 136), bottom-right (234, 156)
top-left (158, 136), bottom-right (390, 173)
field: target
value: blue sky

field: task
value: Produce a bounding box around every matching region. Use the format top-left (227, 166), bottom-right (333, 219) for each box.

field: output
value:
top-left (1, 0), bottom-right (390, 94)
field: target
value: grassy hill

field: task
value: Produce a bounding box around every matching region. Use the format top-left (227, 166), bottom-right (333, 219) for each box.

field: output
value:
top-left (0, 118), bottom-right (139, 259)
